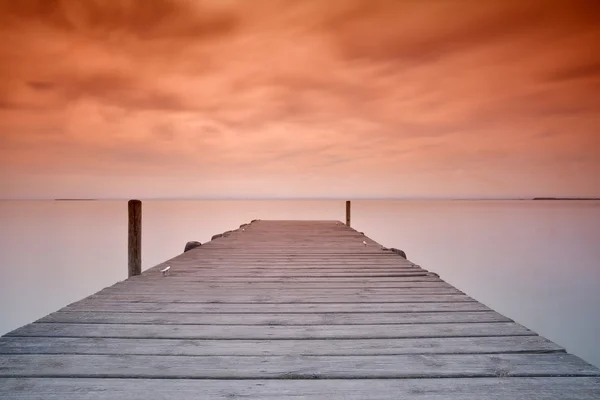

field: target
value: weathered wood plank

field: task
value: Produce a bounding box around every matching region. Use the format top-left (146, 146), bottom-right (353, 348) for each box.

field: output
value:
top-left (111, 280), bottom-right (451, 288)
top-left (156, 257), bottom-right (413, 260)
top-left (153, 270), bottom-right (431, 277)
top-left (94, 287), bottom-right (463, 296)
top-left (186, 256), bottom-right (405, 259)
top-left (6, 322), bottom-right (534, 339)
top-left (62, 301), bottom-right (492, 313)
top-left (2, 377), bottom-right (599, 400)
top-left (143, 269), bottom-right (430, 276)
top-left (36, 310), bottom-right (510, 325)
top-left (157, 259), bottom-right (415, 263)
top-left (159, 260), bottom-right (415, 264)
top-left (126, 276), bottom-right (443, 283)
top-left (170, 250), bottom-right (406, 253)
top-left (0, 354), bottom-right (597, 379)
top-left (0, 336), bottom-right (564, 356)
top-left (160, 267), bottom-right (423, 273)
top-left (143, 255), bottom-right (417, 260)
top-left (83, 293), bottom-right (472, 303)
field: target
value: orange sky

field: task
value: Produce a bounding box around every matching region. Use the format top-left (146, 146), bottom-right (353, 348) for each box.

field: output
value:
top-left (1, 0), bottom-right (599, 199)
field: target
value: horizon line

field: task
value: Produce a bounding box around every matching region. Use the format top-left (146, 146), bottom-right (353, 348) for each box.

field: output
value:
top-left (1, 197), bottom-right (599, 202)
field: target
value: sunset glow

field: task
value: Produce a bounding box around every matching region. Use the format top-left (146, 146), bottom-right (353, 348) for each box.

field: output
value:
top-left (1, 0), bottom-right (599, 199)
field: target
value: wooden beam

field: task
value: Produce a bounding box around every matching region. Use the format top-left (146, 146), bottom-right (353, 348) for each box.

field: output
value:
top-left (0, 353), bottom-right (596, 379)
top-left (127, 200), bottom-right (142, 277)
top-left (3, 377), bottom-right (600, 400)
top-left (345, 200), bottom-right (351, 226)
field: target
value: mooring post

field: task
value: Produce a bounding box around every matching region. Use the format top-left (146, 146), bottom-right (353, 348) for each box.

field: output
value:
top-left (346, 200), bottom-right (351, 227)
top-left (128, 199), bottom-right (142, 277)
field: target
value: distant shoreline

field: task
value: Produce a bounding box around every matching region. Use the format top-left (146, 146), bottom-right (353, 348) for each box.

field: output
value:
top-left (532, 197), bottom-right (600, 201)
top-left (54, 199), bottom-right (98, 201)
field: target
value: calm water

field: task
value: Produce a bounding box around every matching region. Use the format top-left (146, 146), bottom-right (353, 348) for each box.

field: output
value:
top-left (0, 200), bottom-right (599, 367)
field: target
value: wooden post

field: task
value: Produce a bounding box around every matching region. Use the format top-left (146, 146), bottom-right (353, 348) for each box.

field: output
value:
top-left (345, 200), bottom-right (351, 227)
top-left (128, 199), bottom-right (142, 277)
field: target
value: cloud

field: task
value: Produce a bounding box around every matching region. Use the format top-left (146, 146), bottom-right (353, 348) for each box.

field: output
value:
top-left (0, 0), bottom-right (599, 198)
top-left (0, 0), bottom-right (238, 40)
top-left (545, 61), bottom-right (600, 83)
top-left (1, 72), bottom-right (189, 112)
top-left (322, 0), bottom-right (543, 63)
top-left (72, 73), bottom-right (189, 111)
top-left (27, 81), bottom-right (56, 91)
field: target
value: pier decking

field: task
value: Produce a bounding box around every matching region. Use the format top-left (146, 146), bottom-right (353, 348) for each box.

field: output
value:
top-left (1, 220), bottom-right (599, 399)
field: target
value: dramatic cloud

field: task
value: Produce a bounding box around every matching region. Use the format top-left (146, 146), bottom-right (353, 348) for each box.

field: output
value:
top-left (0, 0), bottom-right (598, 198)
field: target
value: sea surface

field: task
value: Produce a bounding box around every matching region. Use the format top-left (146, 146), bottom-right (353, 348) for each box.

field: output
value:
top-left (0, 200), bottom-right (599, 367)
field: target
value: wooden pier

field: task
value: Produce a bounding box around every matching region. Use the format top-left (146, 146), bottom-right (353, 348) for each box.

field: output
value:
top-left (1, 220), bottom-right (599, 399)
